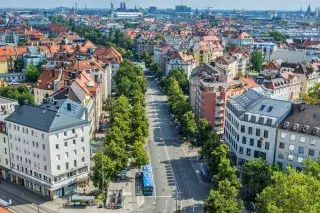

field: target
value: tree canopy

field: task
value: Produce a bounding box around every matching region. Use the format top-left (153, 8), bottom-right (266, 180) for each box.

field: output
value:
top-left (25, 64), bottom-right (40, 82)
top-left (251, 50), bottom-right (264, 72)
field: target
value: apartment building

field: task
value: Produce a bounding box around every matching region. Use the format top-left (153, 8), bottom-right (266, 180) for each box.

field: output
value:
top-left (166, 51), bottom-right (196, 78)
top-left (5, 104), bottom-right (90, 199)
top-left (224, 88), bottom-right (291, 168)
top-left (0, 97), bottom-right (18, 180)
top-left (275, 104), bottom-right (320, 171)
top-left (191, 63), bottom-right (258, 134)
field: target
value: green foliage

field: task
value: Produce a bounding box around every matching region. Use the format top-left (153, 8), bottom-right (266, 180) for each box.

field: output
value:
top-left (167, 68), bottom-right (189, 94)
top-left (150, 62), bottom-right (161, 76)
top-left (204, 179), bottom-right (244, 213)
top-left (25, 64), bottom-right (39, 82)
top-left (36, 59), bottom-right (48, 72)
top-left (132, 141), bottom-right (149, 168)
top-left (302, 159), bottom-right (320, 180)
top-left (194, 118), bottom-right (213, 148)
top-left (242, 159), bottom-right (280, 196)
top-left (155, 33), bottom-right (164, 40)
top-left (200, 132), bottom-right (220, 158)
top-left (14, 57), bottom-right (24, 72)
top-left (180, 111), bottom-right (197, 138)
top-left (268, 30), bottom-right (286, 42)
top-left (90, 151), bottom-right (115, 191)
top-left (141, 50), bottom-right (152, 68)
top-left (207, 144), bottom-right (229, 178)
top-left (256, 167), bottom-right (320, 213)
top-left (0, 86), bottom-right (34, 105)
top-left (251, 50), bottom-right (264, 72)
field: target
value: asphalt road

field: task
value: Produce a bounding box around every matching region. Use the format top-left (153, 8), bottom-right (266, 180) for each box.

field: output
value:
top-left (135, 74), bottom-right (210, 213)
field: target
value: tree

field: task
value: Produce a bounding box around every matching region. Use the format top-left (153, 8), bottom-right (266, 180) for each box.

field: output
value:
top-left (301, 83), bottom-right (320, 104)
top-left (214, 157), bottom-right (240, 189)
top-left (251, 50), bottom-right (264, 72)
top-left (25, 64), bottom-right (39, 82)
top-left (207, 144), bottom-right (229, 178)
top-left (167, 68), bottom-right (189, 94)
top-left (36, 59), bottom-right (48, 73)
top-left (200, 132), bottom-right (220, 158)
top-left (90, 151), bottom-right (115, 192)
top-left (242, 159), bottom-right (280, 196)
top-left (132, 141), bottom-right (149, 168)
top-left (14, 57), bottom-right (24, 72)
top-left (194, 118), bottom-right (213, 148)
top-left (303, 159), bottom-right (320, 180)
top-left (204, 179), bottom-right (243, 213)
top-left (180, 111), bottom-right (197, 138)
top-left (256, 167), bottom-right (320, 213)
top-left (268, 31), bottom-right (286, 42)
top-left (155, 33), bottom-right (164, 40)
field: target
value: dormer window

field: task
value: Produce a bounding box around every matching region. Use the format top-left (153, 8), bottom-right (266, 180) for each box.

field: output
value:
top-left (292, 123), bottom-right (299, 131)
top-left (302, 125), bottom-right (309, 132)
top-left (283, 122), bottom-right (290, 129)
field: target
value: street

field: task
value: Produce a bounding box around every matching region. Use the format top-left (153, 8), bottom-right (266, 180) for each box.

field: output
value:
top-left (137, 74), bottom-right (210, 213)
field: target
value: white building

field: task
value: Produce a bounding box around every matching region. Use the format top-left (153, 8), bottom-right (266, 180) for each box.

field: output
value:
top-left (5, 104), bottom-right (90, 199)
top-left (224, 88), bottom-right (291, 169)
top-left (0, 96), bottom-right (18, 180)
top-left (166, 51), bottom-right (196, 78)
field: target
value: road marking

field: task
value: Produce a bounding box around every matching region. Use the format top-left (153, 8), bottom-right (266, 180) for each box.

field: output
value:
top-left (163, 199), bottom-right (168, 213)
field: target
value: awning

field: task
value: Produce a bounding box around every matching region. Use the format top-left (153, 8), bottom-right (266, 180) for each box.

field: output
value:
top-left (71, 195), bottom-right (94, 202)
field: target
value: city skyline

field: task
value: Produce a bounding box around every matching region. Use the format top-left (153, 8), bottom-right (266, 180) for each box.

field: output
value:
top-left (1, 0), bottom-right (320, 11)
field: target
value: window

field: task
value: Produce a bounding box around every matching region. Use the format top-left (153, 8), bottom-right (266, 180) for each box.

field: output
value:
top-left (300, 137), bottom-right (306, 143)
top-left (244, 114), bottom-right (249, 121)
top-left (248, 127), bottom-right (253, 135)
top-left (310, 139), bottom-right (316, 146)
top-left (56, 144), bottom-right (59, 150)
top-left (290, 134), bottom-right (296, 141)
top-left (64, 132), bottom-right (67, 136)
top-left (279, 142), bottom-right (285, 149)
top-left (251, 115), bottom-right (256, 123)
top-left (280, 132), bottom-right (286, 139)
top-left (259, 105), bottom-right (266, 111)
top-left (289, 144), bottom-right (295, 151)
top-left (81, 147), bottom-right (85, 153)
top-left (66, 162), bottom-right (69, 170)
top-left (254, 150), bottom-right (259, 158)
top-left (298, 147), bottom-right (304, 154)
top-left (56, 155), bottom-right (60, 160)
top-left (74, 160), bottom-right (77, 167)
top-left (44, 166), bottom-right (47, 171)
top-left (32, 141), bottom-right (35, 146)
top-left (65, 152), bottom-right (69, 158)
top-left (41, 134), bottom-right (44, 139)
top-left (81, 137), bottom-right (84, 142)
top-left (72, 129), bottom-right (75, 134)
top-left (257, 139), bottom-right (262, 148)
top-left (73, 140), bottom-right (76, 145)
top-left (64, 141), bottom-right (68, 147)
top-left (264, 130), bottom-right (268, 138)
top-left (297, 157), bottom-right (303, 163)
top-left (246, 148), bottom-right (251, 156)
top-left (42, 144), bottom-right (45, 150)
top-left (82, 157), bottom-right (85, 163)
top-left (241, 125), bottom-right (245, 133)
top-left (242, 136), bottom-right (247, 144)
top-left (57, 165), bottom-right (60, 171)
top-left (250, 138), bottom-right (254, 146)
top-left (309, 149), bottom-right (315, 156)
top-left (239, 146), bottom-right (244, 154)
top-left (267, 106), bottom-right (273, 112)
top-left (265, 142), bottom-right (270, 150)
top-left (278, 152), bottom-right (284, 159)
top-left (256, 129), bottom-right (260, 137)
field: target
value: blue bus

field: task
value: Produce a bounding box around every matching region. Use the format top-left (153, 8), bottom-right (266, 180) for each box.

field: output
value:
top-left (141, 164), bottom-right (154, 196)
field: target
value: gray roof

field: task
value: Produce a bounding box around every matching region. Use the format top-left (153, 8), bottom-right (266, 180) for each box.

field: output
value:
top-left (39, 98), bottom-right (86, 119)
top-left (233, 87), bottom-right (291, 119)
top-left (280, 104), bottom-right (320, 137)
top-left (5, 105), bottom-right (89, 133)
top-left (0, 96), bottom-right (18, 105)
top-left (270, 49), bottom-right (306, 64)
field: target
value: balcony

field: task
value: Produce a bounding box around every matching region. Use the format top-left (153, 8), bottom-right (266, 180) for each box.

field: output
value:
top-left (216, 98), bottom-right (224, 105)
top-left (214, 126), bottom-right (223, 131)
top-left (215, 106), bottom-right (224, 112)
top-left (215, 120), bottom-right (224, 125)
top-left (215, 113), bottom-right (224, 118)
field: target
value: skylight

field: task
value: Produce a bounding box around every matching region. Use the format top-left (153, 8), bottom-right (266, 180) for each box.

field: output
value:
top-left (267, 106), bottom-right (273, 112)
top-left (259, 105), bottom-right (266, 111)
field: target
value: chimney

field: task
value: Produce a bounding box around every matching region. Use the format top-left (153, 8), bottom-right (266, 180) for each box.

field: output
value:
top-left (67, 103), bottom-right (71, 111)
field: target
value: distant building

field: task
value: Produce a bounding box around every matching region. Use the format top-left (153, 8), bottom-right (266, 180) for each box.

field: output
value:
top-left (175, 5), bottom-right (192, 14)
top-left (149, 6), bottom-right (157, 14)
top-left (114, 12), bottom-right (142, 19)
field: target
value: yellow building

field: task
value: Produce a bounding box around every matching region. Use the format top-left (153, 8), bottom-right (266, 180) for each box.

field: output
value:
top-left (192, 41), bottom-right (223, 66)
top-left (0, 56), bottom-right (8, 74)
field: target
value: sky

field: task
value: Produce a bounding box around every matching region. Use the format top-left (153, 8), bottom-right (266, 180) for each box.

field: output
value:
top-left (2, 0), bottom-right (320, 11)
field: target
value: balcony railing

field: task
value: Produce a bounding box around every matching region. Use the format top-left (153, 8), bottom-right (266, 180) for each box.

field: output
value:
top-left (216, 98), bottom-right (224, 105)
top-left (215, 113), bottom-right (224, 118)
